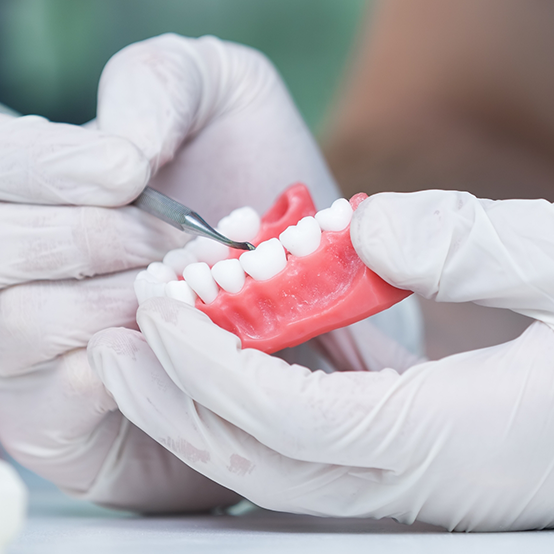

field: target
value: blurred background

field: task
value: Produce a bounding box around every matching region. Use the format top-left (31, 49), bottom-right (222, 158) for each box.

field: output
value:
top-left (1, 0), bottom-right (546, 360)
top-left (0, 0), bottom-right (367, 132)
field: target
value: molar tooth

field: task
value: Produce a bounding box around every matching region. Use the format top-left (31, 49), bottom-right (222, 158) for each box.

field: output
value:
top-left (165, 280), bottom-right (197, 306)
top-left (146, 262), bottom-right (177, 283)
top-left (239, 238), bottom-right (287, 281)
top-left (135, 270), bottom-right (166, 305)
top-left (314, 198), bottom-right (353, 232)
top-left (183, 262), bottom-right (219, 304)
top-left (217, 207), bottom-right (261, 242)
top-left (279, 216), bottom-right (321, 257)
top-left (163, 248), bottom-right (198, 276)
top-left (211, 259), bottom-right (246, 294)
top-left (185, 237), bottom-right (229, 266)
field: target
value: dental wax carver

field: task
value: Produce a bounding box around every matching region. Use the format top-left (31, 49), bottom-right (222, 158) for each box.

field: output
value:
top-left (82, 36), bottom-right (554, 532)
top-left (0, 34), bottom-right (420, 513)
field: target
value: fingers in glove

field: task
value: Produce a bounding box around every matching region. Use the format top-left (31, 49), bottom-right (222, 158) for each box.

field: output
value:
top-left (98, 34), bottom-right (283, 170)
top-left (94, 306), bottom-right (554, 529)
top-left (76, 419), bottom-right (241, 514)
top-left (135, 298), bottom-right (427, 469)
top-left (350, 190), bottom-right (554, 325)
top-left (89, 328), bottom-right (379, 517)
top-left (0, 203), bottom-right (186, 287)
top-left (0, 270), bottom-right (142, 377)
top-left (0, 347), bottom-right (121, 491)
top-left (98, 34), bottom-right (339, 215)
top-left (0, 339), bottom-right (239, 512)
top-left (0, 114), bottom-right (150, 206)
top-left (135, 298), bottom-right (554, 474)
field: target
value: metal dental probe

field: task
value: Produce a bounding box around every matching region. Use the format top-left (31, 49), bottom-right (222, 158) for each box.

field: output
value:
top-left (133, 186), bottom-right (256, 251)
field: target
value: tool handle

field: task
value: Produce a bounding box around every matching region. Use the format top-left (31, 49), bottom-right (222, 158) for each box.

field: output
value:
top-left (133, 186), bottom-right (255, 251)
top-left (132, 186), bottom-right (191, 231)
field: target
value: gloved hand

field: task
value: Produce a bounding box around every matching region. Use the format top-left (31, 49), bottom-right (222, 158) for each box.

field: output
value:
top-left (96, 33), bottom-right (339, 215)
top-left (89, 189), bottom-right (554, 531)
top-left (0, 111), bottom-right (226, 512)
top-left (0, 33), bottom-right (350, 512)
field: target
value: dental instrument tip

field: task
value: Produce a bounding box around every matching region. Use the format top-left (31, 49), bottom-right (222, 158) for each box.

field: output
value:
top-left (224, 240), bottom-right (256, 251)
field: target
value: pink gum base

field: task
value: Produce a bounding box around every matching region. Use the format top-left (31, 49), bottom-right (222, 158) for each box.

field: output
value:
top-left (195, 184), bottom-right (411, 354)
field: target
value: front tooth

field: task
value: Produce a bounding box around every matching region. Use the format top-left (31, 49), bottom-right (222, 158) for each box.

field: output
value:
top-left (183, 262), bottom-right (219, 304)
top-left (146, 262), bottom-right (177, 283)
top-left (279, 216), bottom-right (321, 257)
top-left (314, 198), bottom-right (353, 232)
top-left (217, 207), bottom-right (261, 242)
top-left (135, 270), bottom-right (166, 305)
top-left (211, 259), bottom-right (246, 294)
top-left (185, 237), bottom-right (229, 266)
top-left (163, 248), bottom-right (198, 275)
top-left (239, 238), bottom-right (287, 281)
top-left (165, 280), bottom-right (197, 306)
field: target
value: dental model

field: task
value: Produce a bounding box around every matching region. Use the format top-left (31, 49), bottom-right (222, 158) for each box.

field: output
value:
top-left (135, 184), bottom-right (410, 353)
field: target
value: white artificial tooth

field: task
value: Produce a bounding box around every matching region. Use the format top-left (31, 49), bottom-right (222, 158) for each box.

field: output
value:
top-left (279, 216), bottom-right (321, 257)
top-left (146, 262), bottom-right (177, 283)
top-left (165, 280), bottom-right (197, 306)
top-left (211, 259), bottom-right (246, 294)
top-left (217, 206), bottom-right (261, 242)
top-left (134, 270), bottom-right (166, 305)
top-left (185, 237), bottom-right (230, 266)
top-left (183, 262), bottom-right (219, 304)
top-left (163, 248), bottom-right (198, 275)
top-left (239, 238), bottom-right (287, 281)
top-left (314, 198), bottom-right (353, 232)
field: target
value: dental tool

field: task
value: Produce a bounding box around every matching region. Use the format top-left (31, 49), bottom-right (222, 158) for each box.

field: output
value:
top-left (134, 186), bottom-right (256, 252)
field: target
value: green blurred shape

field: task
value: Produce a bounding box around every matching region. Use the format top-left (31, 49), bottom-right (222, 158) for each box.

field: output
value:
top-left (0, 0), bottom-right (368, 131)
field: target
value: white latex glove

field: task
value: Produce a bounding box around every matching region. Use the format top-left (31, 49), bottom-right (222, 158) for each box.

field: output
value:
top-left (0, 33), bottom-right (371, 513)
top-left (0, 111), bottom-right (235, 513)
top-left (97, 33), bottom-right (339, 216)
top-left (89, 189), bottom-right (554, 531)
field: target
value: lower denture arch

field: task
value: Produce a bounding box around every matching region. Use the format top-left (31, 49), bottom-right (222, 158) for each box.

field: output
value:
top-left (194, 185), bottom-right (411, 353)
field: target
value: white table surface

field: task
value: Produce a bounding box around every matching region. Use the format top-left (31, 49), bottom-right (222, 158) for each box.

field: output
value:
top-left (7, 479), bottom-right (554, 554)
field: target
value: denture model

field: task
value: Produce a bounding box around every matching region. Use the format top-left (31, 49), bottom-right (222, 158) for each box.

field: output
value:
top-left (135, 184), bottom-right (411, 353)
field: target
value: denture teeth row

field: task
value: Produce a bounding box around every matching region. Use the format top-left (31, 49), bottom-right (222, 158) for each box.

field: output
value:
top-left (134, 198), bottom-right (353, 306)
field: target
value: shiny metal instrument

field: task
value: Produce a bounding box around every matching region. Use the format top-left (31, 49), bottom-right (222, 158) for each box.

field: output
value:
top-left (133, 186), bottom-right (255, 251)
